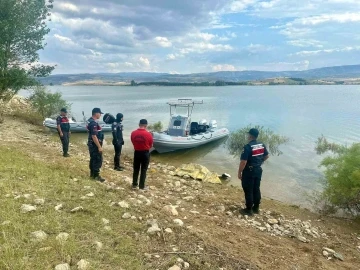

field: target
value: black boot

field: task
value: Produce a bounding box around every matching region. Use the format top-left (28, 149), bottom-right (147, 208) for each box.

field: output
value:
top-left (240, 208), bottom-right (253, 216)
top-left (252, 205), bottom-right (260, 214)
top-left (114, 166), bottom-right (124, 171)
top-left (93, 172), bottom-right (105, 182)
top-left (90, 171), bottom-right (94, 178)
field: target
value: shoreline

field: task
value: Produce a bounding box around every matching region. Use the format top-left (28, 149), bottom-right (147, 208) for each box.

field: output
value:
top-left (0, 107), bottom-right (359, 269)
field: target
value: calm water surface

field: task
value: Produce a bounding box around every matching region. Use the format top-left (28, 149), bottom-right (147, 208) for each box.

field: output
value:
top-left (28, 85), bottom-right (360, 207)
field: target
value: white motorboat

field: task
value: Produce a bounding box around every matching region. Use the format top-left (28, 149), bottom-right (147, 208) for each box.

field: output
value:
top-left (43, 112), bottom-right (112, 133)
top-left (152, 99), bottom-right (229, 153)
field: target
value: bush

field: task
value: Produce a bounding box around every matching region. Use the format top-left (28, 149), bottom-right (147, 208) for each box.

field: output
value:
top-left (11, 108), bottom-right (43, 126)
top-left (147, 121), bottom-right (163, 132)
top-left (316, 138), bottom-right (360, 215)
top-left (29, 86), bottom-right (71, 118)
top-left (227, 125), bottom-right (289, 157)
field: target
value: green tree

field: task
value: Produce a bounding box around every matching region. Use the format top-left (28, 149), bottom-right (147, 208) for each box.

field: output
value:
top-left (315, 137), bottom-right (360, 215)
top-left (227, 125), bottom-right (289, 157)
top-left (29, 86), bottom-right (71, 118)
top-left (0, 0), bottom-right (54, 101)
top-left (130, 80), bottom-right (137, 86)
top-left (147, 121), bottom-right (163, 132)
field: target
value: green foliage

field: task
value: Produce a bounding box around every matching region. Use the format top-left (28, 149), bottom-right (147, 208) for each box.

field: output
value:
top-left (147, 121), bottom-right (163, 132)
top-left (0, 0), bottom-right (54, 101)
top-left (227, 125), bottom-right (289, 157)
top-left (28, 86), bottom-right (71, 118)
top-left (316, 138), bottom-right (360, 215)
top-left (130, 80), bottom-right (137, 86)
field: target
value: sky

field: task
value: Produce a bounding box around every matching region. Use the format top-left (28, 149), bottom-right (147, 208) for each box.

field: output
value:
top-left (41, 0), bottom-right (360, 74)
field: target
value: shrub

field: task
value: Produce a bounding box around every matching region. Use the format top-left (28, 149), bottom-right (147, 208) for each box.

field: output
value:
top-left (316, 137), bottom-right (360, 215)
top-left (227, 125), bottom-right (289, 157)
top-left (147, 121), bottom-right (163, 132)
top-left (29, 86), bottom-right (71, 118)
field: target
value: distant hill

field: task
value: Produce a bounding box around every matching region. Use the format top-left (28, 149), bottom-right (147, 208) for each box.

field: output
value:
top-left (38, 64), bottom-right (360, 85)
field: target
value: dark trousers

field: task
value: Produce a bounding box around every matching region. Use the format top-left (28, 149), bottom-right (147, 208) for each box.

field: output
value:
top-left (113, 144), bottom-right (122, 168)
top-left (89, 144), bottom-right (103, 176)
top-left (132, 150), bottom-right (150, 189)
top-left (59, 131), bottom-right (70, 155)
top-left (241, 167), bottom-right (262, 210)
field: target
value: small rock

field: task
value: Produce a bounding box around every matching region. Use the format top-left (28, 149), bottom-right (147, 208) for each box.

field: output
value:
top-left (144, 253), bottom-right (152, 259)
top-left (173, 219), bottom-right (184, 227)
top-left (23, 194), bottom-right (32, 199)
top-left (323, 247), bottom-right (336, 255)
top-left (323, 251), bottom-right (329, 257)
top-left (86, 192), bottom-right (94, 197)
top-left (55, 263), bottom-right (70, 270)
top-left (77, 259), bottom-right (90, 270)
top-left (1, 221), bottom-right (11, 226)
top-left (297, 236), bottom-right (309, 243)
top-left (122, 213), bottom-right (132, 219)
top-left (183, 196), bottom-right (194, 201)
top-left (31, 230), bottom-right (48, 242)
top-left (267, 219), bottom-right (279, 225)
top-left (38, 247), bottom-right (52, 252)
top-left (163, 205), bottom-right (179, 216)
top-left (147, 225), bottom-right (161, 235)
top-left (102, 218), bottom-right (110, 225)
top-left (55, 204), bottom-right (63, 211)
top-left (21, 204), bottom-right (36, 213)
top-left (118, 201), bottom-right (130, 208)
top-left (183, 262), bottom-right (190, 269)
top-left (175, 181), bottom-right (181, 187)
top-left (216, 205), bottom-right (226, 212)
top-left (71, 206), bottom-right (84, 213)
top-left (258, 227), bottom-right (267, 232)
top-left (334, 253), bottom-right (344, 261)
top-left (56, 233), bottom-right (69, 243)
top-left (177, 258), bottom-right (184, 263)
top-left (104, 226), bottom-right (111, 231)
top-left (95, 241), bottom-right (103, 252)
top-left (34, 198), bottom-right (45, 205)
top-left (165, 228), bottom-right (173, 234)
top-left (168, 265), bottom-right (181, 270)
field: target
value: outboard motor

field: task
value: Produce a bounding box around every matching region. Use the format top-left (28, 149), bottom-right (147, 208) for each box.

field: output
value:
top-left (198, 119), bottom-right (208, 133)
top-left (103, 113), bottom-right (115, 124)
top-left (209, 120), bottom-right (217, 129)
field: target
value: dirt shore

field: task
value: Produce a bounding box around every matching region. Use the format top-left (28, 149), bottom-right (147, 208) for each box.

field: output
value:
top-left (0, 115), bottom-right (359, 270)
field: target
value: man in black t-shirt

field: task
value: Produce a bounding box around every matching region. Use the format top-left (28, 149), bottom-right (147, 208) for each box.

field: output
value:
top-left (238, 128), bottom-right (269, 215)
top-left (56, 108), bottom-right (71, 157)
top-left (112, 113), bottom-right (125, 171)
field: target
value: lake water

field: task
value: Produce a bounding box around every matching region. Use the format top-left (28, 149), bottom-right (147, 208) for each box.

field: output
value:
top-left (29, 85), bottom-right (360, 207)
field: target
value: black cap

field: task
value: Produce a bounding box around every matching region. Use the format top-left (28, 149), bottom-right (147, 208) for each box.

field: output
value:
top-left (248, 128), bottom-right (259, 138)
top-left (92, 108), bottom-right (104, 115)
top-left (139, 119), bottom-right (148, 125)
top-left (60, 108), bottom-right (67, 113)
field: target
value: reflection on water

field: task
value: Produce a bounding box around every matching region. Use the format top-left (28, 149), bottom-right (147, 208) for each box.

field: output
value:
top-left (30, 85), bottom-right (360, 207)
top-left (151, 137), bottom-right (228, 166)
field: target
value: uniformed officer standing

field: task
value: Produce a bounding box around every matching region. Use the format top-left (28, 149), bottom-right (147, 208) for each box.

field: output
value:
top-left (130, 119), bottom-right (153, 190)
top-left (56, 108), bottom-right (71, 157)
top-left (112, 113), bottom-right (125, 171)
top-left (238, 128), bottom-right (269, 215)
top-left (87, 108), bottom-right (105, 182)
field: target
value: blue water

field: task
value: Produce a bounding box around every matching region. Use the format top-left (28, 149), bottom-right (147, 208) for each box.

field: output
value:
top-left (27, 85), bottom-right (360, 206)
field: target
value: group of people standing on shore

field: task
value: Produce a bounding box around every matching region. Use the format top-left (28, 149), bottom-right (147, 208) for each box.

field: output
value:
top-left (56, 107), bottom-right (153, 191)
top-left (56, 107), bottom-right (269, 215)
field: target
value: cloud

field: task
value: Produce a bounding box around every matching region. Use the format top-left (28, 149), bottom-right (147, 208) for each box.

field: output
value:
top-left (212, 64), bottom-right (237, 71)
top-left (293, 46), bottom-right (360, 56)
top-left (287, 39), bottom-right (323, 48)
top-left (139, 57), bottom-right (150, 67)
top-left (154, 37), bottom-right (172, 47)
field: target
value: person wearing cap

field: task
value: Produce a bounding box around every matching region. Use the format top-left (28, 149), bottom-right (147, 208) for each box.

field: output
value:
top-left (56, 108), bottom-right (71, 157)
top-left (87, 108), bottom-right (105, 182)
top-left (238, 128), bottom-right (269, 215)
top-left (112, 113), bottom-right (125, 171)
top-left (130, 119), bottom-right (153, 190)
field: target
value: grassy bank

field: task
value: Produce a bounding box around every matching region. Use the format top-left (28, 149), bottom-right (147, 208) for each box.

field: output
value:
top-left (0, 115), bottom-right (359, 270)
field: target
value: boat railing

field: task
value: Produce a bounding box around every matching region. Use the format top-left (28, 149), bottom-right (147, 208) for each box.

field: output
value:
top-left (167, 99), bottom-right (203, 106)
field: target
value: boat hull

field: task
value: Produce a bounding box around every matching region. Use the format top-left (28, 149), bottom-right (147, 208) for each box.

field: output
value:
top-left (152, 128), bottom-right (229, 153)
top-left (43, 118), bottom-right (112, 133)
